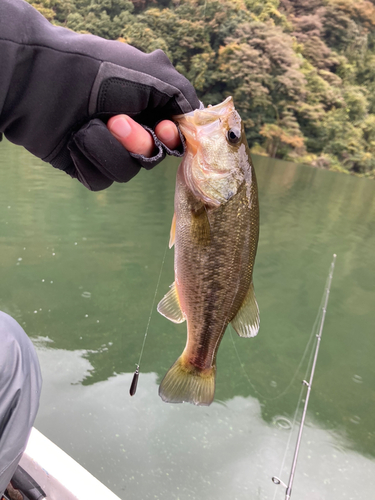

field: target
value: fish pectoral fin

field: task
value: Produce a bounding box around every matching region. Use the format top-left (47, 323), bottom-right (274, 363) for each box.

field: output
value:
top-left (231, 281), bottom-right (260, 338)
top-left (157, 282), bottom-right (186, 324)
top-left (191, 205), bottom-right (211, 246)
top-left (169, 213), bottom-right (176, 249)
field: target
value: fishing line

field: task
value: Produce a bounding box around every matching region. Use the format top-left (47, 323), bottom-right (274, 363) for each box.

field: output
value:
top-left (229, 256), bottom-right (336, 498)
top-left (227, 255), bottom-right (335, 500)
top-left (271, 323), bottom-right (318, 500)
top-left (229, 298), bottom-right (322, 402)
top-left (229, 248), bottom-right (336, 404)
top-left (271, 384), bottom-right (305, 500)
top-left (272, 254), bottom-right (337, 500)
top-left (129, 243), bottom-right (169, 396)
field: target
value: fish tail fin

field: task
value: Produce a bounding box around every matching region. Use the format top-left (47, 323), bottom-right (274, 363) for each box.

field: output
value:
top-left (159, 354), bottom-right (216, 406)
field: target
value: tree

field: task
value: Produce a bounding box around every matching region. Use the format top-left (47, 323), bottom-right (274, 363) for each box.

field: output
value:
top-left (25, 0), bottom-right (375, 177)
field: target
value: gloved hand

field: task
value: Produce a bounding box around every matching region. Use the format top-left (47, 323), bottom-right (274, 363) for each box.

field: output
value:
top-left (0, 0), bottom-right (200, 190)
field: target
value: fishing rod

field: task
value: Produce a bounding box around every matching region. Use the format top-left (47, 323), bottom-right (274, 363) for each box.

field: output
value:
top-left (272, 253), bottom-right (337, 500)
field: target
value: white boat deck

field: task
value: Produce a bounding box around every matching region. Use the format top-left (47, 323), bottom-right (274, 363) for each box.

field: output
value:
top-left (20, 428), bottom-right (121, 500)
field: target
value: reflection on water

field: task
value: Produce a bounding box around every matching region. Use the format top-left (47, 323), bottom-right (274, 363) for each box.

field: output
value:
top-left (34, 345), bottom-right (375, 500)
top-left (0, 140), bottom-right (374, 498)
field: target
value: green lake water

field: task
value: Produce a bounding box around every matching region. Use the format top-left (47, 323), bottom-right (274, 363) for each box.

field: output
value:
top-left (0, 138), bottom-right (374, 499)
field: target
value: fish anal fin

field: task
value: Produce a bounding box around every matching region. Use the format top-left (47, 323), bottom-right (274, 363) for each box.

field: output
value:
top-left (169, 213), bottom-right (176, 249)
top-left (231, 281), bottom-right (260, 338)
top-left (159, 354), bottom-right (216, 406)
top-left (157, 282), bottom-right (185, 324)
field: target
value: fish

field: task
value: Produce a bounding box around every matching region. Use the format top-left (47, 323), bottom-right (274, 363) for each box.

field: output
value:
top-left (157, 96), bottom-right (260, 406)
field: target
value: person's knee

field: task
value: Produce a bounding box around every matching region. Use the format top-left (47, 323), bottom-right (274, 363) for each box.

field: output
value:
top-left (0, 312), bottom-right (42, 491)
top-left (0, 312), bottom-right (42, 418)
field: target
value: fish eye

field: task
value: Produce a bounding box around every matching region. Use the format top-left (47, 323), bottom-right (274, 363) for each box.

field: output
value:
top-left (227, 128), bottom-right (241, 144)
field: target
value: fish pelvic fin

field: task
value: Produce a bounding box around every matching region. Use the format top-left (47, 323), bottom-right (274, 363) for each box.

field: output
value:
top-left (231, 281), bottom-right (260, 338)
top-left (157, 282), bottom-right (185, 324)
top-left (159, 354), bottom-right (216, 406)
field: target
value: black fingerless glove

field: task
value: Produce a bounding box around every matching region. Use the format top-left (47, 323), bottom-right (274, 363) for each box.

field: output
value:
top-left (0, 0), bottom-right (199, 190)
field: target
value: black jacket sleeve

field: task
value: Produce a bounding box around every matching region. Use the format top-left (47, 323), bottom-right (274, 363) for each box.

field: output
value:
top-left (0, 0), bottom-right (199, 190)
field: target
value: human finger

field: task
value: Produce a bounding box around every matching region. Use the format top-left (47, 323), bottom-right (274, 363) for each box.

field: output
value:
top-left (155, 120), bottom-right (181, 151)
top-left (107, 114), bottom-right (155, 158)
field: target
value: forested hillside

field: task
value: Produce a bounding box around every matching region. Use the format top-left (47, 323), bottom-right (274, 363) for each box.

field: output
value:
top-left (28, 0), bottom-right (375, 177)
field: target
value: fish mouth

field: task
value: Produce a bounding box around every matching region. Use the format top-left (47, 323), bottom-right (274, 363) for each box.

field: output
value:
top-left (174, 96), bottom-right (244, 207)
top-left (174, 96), bottom-right (235, 143)
top-left (174, 96), bottom-right (234, 122)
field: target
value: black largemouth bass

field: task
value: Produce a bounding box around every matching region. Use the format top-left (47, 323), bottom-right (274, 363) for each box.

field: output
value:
top-left (157, 97), bottom-right (259, 406)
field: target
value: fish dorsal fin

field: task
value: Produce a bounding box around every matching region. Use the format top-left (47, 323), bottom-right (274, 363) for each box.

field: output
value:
top-left (231, 282), bottom-right (259, 338)
top-left (169, 213), bottom-right (176, 249)
top-left (157, 282), bottom-right (186, 324)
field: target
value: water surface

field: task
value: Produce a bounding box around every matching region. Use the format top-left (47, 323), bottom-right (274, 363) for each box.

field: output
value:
top-left (0, 140), bottom-right (374, 499)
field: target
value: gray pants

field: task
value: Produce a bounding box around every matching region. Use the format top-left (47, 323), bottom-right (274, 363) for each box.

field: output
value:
top-left (0, 312), bottom-right (42, 496)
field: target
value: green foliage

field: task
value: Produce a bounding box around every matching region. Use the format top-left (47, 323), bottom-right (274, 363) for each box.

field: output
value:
top-left (26, 0), bottom-right (375, 177)
top-left (30, 0), bottom-right (135, 37)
